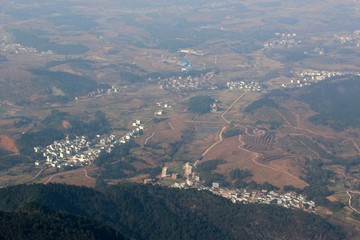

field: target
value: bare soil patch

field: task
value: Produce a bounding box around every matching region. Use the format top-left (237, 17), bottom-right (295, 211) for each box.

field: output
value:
top-left (62, 120), bottom-right (71, 129)
top-left (203, 136), bottom-right (307, 188)
top-left (0, 119), bottom-right (15, 128)
top-left (0, 135), bottom-right (19, 154)
top-left (43, 168), bottom-right (96, 188)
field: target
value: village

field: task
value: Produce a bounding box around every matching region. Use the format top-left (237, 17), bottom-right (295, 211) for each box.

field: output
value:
top-left (150, 71), bottom-right (217, 93)
top-left (0, 33), bottom-right (53, 55)
top-left (0, 39), bottom-right (38, 55)
top-left (33, 120), bottom-right (145, 169)
top-left (86, 84), bottom-right (119, 98)
top-left (226, 81), bottom-right (263, 92)
top-left (157, 163), bottom-right (316, 212)
top-left (281, 69), bottom-right (360, 88)
top-left (263, 33), bottom-right (301, 50)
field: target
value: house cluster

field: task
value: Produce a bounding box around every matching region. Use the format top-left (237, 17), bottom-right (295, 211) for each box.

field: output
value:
top-left (34, 119), bottom-right (145, 169)
top-left (171, 177), bottom-right (316, 212)
top-left (87, 85), bottom-right (119, 97)
top-left (263, 33), bottom-right (301, 50)
top-left (0, 34), bottom-right (53, 55)
top-left (151, 72), bottom-right (217, 93)
top-left (177, 48), bottom-right (206, 56)
top-left (164, 162), bottom-right (315, 212)
top-left (34, 135), bottom-right (99, 169)
top-left (226, 81), bottom-right (263, 92)
top-left (0, 41), bottom-right (38, 55)
top-left (210, 101), bottom-right (221, 113)
top-left (208, 187), bottom-right (316, 212)
top-left (155, 101), bottom-right (172, 116)
top-left (130, 120), bottom-right (145, 135)
top-left (282, 70), bottom-right (360, 88)
top-left (310, 47), bottom-right (325, 56)
top-left (334, 30), bottom-right (360, 47)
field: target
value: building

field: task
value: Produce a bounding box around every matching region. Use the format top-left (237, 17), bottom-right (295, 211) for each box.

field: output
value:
top-left (162, 167), bottom-right (168, 178)
top-left (184, 163), bottom-right (192, 178)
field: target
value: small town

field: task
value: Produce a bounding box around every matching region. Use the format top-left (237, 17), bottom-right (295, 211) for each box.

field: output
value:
top-left (150, 71), bottom-right (217, 92)
top-left (263, 33), bottom-right (301, 50)
top-left (34, 120), bottom-right (144, 169)
top-left (206, 185), bottom-right (316, 212)
top-left (156, 163), bottom-right (316, 212)
top-left (226, 81), bottom-right (263, 92)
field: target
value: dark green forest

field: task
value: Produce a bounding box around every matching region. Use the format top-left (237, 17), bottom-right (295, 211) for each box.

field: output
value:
top-left (11, 29), bottom-right (89, 55)
top-left (300, 76), bottom-right (360, 130)
top-left (0, 183), bottom-right (345, 240)
top-left (244, 98), bottom-right (279, 113)
top-left (0, 210), bottom-right (125, 240)
top-left (188, 96), bottom-right (215, 114)
top-left (30, 69), bottom-right (107, 97)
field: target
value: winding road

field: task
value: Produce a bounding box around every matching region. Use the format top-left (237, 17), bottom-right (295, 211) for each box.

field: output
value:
top-left (196, 91), bottom-right (248, 163)
top-left (22, 166), bottom-right (45, 184)
top-left (44, 171), bottom-right (63, 184)
top-left (347, 190), bottom-right (360, 214)
top-left (237, 133), bottom-right (309, 187)
top-left (44, 168), bottom-right (95, 184)
top-left (274, 110), bottom-right (336, 140)
top-left (144, 132), bottom-right (155, 145)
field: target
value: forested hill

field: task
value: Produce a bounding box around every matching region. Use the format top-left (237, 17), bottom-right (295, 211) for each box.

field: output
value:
top-left (0, 184), bottom-right (345, 240)
top-left (0, 210), bottom-right (125, 240)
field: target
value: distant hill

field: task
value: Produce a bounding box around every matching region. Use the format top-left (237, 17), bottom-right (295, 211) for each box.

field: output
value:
top-left (300, 75), bottom-right (360, 130)
top-left (0, 183), bottom-right (345, 240)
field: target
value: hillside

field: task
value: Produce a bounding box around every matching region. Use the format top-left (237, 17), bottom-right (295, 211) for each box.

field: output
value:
top-left (300, 75), bottom-right (360, 130)
top-left (0, 210), bottom-right (124, 240)
top-left (0, 183), bottom-right (345, 240)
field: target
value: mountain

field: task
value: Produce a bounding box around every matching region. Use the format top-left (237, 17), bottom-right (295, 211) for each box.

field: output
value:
top-left (0, 183), bottom-right (345, 240)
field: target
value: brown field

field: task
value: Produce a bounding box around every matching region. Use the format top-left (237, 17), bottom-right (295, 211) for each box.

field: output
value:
top-left (0, 135), bottom-right (19, 154)
top-left (202, 135), bottom-right (307, 188)
top-left (43, 167), bottom-right (96, 188)
top-left (0, 119), bottom-right (15, 128)
top-left (327, 195), bottom-right (339, 202)
top-left (149, 115), bottom-right (191, 144)
top-left (1, 0), bottom-right (360, 224)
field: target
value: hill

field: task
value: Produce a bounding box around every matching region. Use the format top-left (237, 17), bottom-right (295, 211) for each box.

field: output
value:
top-left (0, 210), bottom-right (124, 240)
top-left (300, 75), bottom-right (360, 130)
top-left (0, 183), bottom-right (345, 240)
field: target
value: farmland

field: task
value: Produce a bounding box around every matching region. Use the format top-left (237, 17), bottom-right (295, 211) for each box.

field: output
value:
top-left (0, 0), bottom-right (360, 236)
